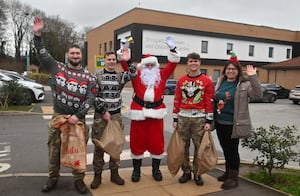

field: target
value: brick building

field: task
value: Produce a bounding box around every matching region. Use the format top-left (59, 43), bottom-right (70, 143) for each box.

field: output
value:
top-left (86, 8), bottom-right (300, 89)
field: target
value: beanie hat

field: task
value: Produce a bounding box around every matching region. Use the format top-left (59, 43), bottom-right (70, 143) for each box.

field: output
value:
top-left (228, 52), bottom-right (240, 65)
top-left (141, 54), bottom-right (158, 66)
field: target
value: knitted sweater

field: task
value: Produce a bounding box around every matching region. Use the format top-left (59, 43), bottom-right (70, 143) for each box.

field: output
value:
top-left (34, 35), bottom-right (97, 119)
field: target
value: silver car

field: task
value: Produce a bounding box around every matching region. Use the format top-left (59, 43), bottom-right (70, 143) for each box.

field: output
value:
top-left (0, 71), bottom-right (45, 102)
top-left (289, 85), bottom-right (300, 104)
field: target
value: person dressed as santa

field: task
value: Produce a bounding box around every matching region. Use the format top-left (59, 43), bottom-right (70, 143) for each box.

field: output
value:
top-left (120, 36), bottom-right (180, 182)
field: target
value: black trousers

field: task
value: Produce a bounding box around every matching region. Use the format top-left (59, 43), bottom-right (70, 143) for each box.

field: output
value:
top-left (215, 122), bottom-right (240, 170)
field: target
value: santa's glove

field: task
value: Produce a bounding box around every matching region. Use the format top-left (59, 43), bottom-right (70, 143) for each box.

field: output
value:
top-left (127, 60), bottom-right (137, 74)
top-left (165, 36), bottom-right (177, 52)
top-left (168, 50), bottom-right (181, 63)
top-left (95, 97), bottom-right (106, 115)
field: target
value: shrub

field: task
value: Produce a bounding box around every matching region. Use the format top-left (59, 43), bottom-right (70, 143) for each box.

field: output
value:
top-left (0, 80), bottom-right (32, 109)
top-left (29, 72), bottom-right (51, 85)
top-left (241, 125), bottom-right (300, 177)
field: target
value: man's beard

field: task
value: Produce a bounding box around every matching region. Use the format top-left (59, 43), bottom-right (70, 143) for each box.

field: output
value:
top-left (69, 59), bottom-right (82, 67)
top-left (140, 67), bottom-right (161, 87)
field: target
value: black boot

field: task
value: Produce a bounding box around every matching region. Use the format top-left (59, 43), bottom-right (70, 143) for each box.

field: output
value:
top-left (178, 172), bottom-right (191, 183)
top-left (131, 159), bottom-right (142, 182)
top-left (74, 179), bottom-right (87, 194)
top-left (152, 158), bottom-right (162, 181)
top-left (90, 172), bottom-right (102, 189)
top-left (218, 163), bottom-right (229, 182)
top-left (221, 169), bottom-right (239, 190)
top-left (41, 178), bottom-right (58, 192)
top-left (194, 174), bottom-right (204, 186)
top-left (111, 169), bottom-right (125, 185)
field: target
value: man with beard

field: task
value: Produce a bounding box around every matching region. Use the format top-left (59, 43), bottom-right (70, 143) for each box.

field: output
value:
top-left (120, 36), bottom-right (180, 182)
top-left (33, 16), bottom-right (97, 194)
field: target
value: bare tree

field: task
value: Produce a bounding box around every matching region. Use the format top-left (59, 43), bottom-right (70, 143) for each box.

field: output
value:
top-left (7, 0), bottom-right (33, 62)
top-left (0, 0), bottom-right (8, 56)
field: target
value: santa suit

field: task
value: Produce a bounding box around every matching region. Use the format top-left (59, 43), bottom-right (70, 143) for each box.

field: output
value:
top-left (121, 52), bottom-right (180, 159)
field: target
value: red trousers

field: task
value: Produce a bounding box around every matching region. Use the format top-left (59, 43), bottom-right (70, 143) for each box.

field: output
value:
top-left (130, 118), bottom-right (164, 156)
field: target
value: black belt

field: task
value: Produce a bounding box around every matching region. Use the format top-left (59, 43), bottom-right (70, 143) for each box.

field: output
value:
top-left (133, 95), bottom-right (163, 108)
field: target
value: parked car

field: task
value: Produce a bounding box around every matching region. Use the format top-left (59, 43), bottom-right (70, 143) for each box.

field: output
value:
top-left (249, 86), bottom-right (277, 103)
top-left (289, 84), bottom-right (300, 104)
top-left (261, 83), bottom-right (290, 98)
top-left (0, 69), bottom-right (36, 82)
top-left (164, 79), bottom-right (177, 95)
top-left (0, 72), bottom-right (45, 102)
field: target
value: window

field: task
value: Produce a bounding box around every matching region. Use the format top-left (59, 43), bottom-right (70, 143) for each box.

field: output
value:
top-left (268, 47), bottom-right (274, 58)
top-left (99, 44), bottom-right (102, 55)
top-left (201, 41), bottom-right (208, 53)
top-left (109, 41), bottom-right (113, 52)
top-left (213, 69), bottom-right (220, 82)
top-left (286, 48), bottom-right (291, 59)
top-left (104, 42), bottom-right (107, 52)
top-left (200, 69), bottom-right (207, 75)
top-left (227, 43), bottom-right (233, 55)
top-left (249, 45), bottom-right (254, 56)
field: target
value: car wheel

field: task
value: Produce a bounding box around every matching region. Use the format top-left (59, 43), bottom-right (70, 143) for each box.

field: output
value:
top-left (292, 100), bottom-right (299, 104)
top-left (269, 95), bottom-right (276, 103)
top-left (164, 88), bottom-right (170, 95)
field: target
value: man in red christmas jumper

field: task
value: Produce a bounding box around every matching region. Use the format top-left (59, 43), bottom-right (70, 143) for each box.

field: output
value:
top-left (172, 52), bottom-right (214, 186)
top-left (120, 36), bottom-right (181, 182)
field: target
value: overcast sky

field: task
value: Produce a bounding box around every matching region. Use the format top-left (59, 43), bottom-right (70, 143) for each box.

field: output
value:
top-left (15, 0), bottom-right (300, 31)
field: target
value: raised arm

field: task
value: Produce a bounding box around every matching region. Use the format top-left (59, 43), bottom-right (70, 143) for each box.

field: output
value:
top-left (33, 16), bottom-right (56, 72)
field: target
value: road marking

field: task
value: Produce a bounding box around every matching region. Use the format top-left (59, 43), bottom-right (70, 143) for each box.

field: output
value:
top-left (0, 163), bottom-right (11, 173)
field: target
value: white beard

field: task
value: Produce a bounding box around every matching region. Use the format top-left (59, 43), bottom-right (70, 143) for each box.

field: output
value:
top-left (140, 66), bottom-right (161, 87)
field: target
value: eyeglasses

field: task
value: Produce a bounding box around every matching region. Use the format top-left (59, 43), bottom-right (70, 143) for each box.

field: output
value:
top-left (226, 67), bottom-right (237, 71)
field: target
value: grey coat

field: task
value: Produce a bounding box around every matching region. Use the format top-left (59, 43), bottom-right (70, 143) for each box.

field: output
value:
top-left (215, 75), bottom-right (263, 138)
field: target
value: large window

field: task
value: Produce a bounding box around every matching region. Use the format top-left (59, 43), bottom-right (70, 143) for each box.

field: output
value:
top-left (201, 41), bottom-right (208, 53)
top-left (286, 48), bottom-right (291, 59)
top-left (227, 43), bottom-right (233, 55)
top-left (249, 45), bottom-right (254, 56)
top-left (268, 47), bottom-right (274, 58)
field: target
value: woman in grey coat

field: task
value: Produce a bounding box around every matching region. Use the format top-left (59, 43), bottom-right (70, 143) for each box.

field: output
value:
top-left (214, 53), bottom-right (262, 190)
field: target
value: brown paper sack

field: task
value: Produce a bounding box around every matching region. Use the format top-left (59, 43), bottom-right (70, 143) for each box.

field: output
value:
top-left (52, 115), bottom-right (87, 172)
top-left (197, 131), bottom-right (217, 175)
top-left (93, 120), bottom-right (125, 160)
top-left (167, 129), bottom-right (185, 176)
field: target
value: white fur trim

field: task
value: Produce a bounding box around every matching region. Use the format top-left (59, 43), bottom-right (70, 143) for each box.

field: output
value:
top-left (144, 86), bottom-right (155, 102)
top-left (151, 153), bottom-right (165, 159)
top-left (128, 108), bottom-right (168, 120)
top-left (130, 153), bottom-right (144, 159)
top-left (168, 51), bottom-right (181, 63)
top-left (141, 56), bottom-right (158, 65)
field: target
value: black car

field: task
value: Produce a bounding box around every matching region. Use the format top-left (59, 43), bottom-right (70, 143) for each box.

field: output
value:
top-left (249, 86), bottom-right (277, 103)
top-left (261, 83), bottom-right (290, 98)
top-left (164, 79), bottom-right (177, 95)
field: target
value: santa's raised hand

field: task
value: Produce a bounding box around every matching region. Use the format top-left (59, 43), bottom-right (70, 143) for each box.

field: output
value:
top-left (33, 16), bottom-right (44, 36)
top-left (117, 48), bottom-right (131, 62)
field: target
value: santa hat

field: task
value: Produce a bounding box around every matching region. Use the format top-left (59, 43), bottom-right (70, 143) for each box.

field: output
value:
top-left (228, 52), bottom-right (240, 65)
top-left (141, 54), bottom-right (158, 66)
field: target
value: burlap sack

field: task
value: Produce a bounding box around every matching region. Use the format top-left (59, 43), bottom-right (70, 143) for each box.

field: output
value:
top-left (52, 115), bottom-right (87, 172)
top-left (167, 129), bottom-right (185, 176)
top-left (93, 120), bottom-right (125, 160)
top-left (197, 131), bottom-right (217, 175)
